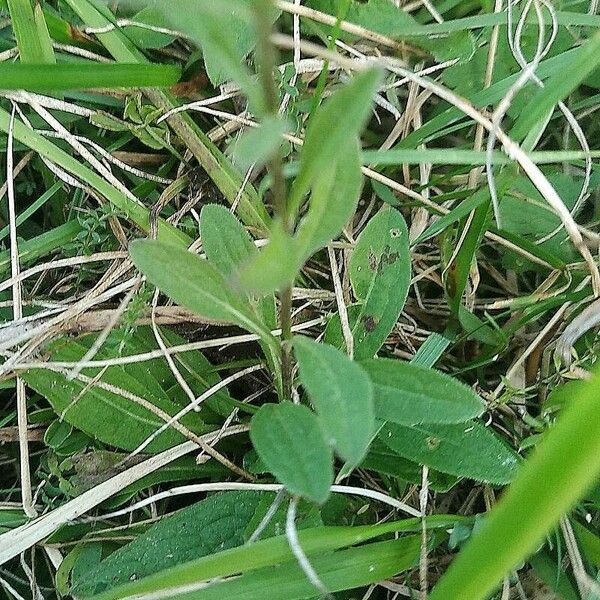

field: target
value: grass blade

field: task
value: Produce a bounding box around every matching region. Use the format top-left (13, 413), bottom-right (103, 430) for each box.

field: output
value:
top-left (429, 369), bottom-right (600, 600)
top-left (0, 63), bottom-right (181, 91)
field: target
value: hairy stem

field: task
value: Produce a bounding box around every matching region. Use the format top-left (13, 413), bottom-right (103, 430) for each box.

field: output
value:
top-left (253, 0), bottom-right (293, 400)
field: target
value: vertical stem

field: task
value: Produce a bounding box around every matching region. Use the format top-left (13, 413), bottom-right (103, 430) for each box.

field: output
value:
top-left (253, 0), bottom-right (293, 400)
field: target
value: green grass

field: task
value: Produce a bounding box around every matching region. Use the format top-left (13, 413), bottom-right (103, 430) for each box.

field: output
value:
top-left (0, 1), bottom-right (600, 599)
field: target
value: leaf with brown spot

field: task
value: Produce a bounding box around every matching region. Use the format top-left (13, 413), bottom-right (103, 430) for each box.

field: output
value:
top-left (349, 206), bottom-right (411, 359)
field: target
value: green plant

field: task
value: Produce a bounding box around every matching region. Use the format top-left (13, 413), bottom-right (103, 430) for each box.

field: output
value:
top-left (2, 0), bottom-right (600, 598)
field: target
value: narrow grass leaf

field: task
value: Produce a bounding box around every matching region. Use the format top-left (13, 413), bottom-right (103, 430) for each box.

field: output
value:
top-left (0, 107), bottom-right (189, 247)
top-left (350, 206), bottom-right (411, 359)
top-left (511, 32), bottom-right (600, 142)
top-left (153, 538), bottom-right (422, 599)
top-left (250, 403), bottom-right (333, 504)
top-left (293, 336), bottom-right (375, 465)
top-left (7, 0), bottom-right (50, 63)
top-left (429, 368), bottom-right (600, 600)
top-left (361, 358), bottom-right (485, 425)
top-left (380, 421), bottom-right (519, 484)
top-left (87, 517), bottom-right (457, 600)
top-left (33, 2), bottom-right (57, 64)
top-left (0, 63), bottom-right (181, 91)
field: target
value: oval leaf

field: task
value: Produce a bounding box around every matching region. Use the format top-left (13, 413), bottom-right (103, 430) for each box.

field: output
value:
top-left (380, 421), bottom-right (519, 484)
top-left (361, 358), bottom-right (485, 425)
top-left (350, 206), bottom-right (411, 359)
top-left (250, 403), bottom-right (333, 504)
top-left (293, 336), bottom-right (374, 465)
top-left (129, 239), bottom-right (269, 339)
top-left (201, 203), bottom-right (257, 277)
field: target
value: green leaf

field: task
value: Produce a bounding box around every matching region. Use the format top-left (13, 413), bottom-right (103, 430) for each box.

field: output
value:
top-left (8, 0), bottom-right (53, 64)
top-left (0, 63), bottom-right (181, 91)
top-left (237, 220), bottom-right (298, 294)
top-left (250, 403), bottom-right (333, 503)
top-left (363, 439), bottom-right (459, 492)
top-left (444, 186), bottom-right (493, 317)
top-left (87, 517), bottom-right (455, 600)
top-left (129, 240), bottom-right (272, 343)
top-left (200, 204), bottom-right (257, 278)
top-left (239, 141), bottom-right (363, 295)
top-left (148, 538), bottom-right (423, 599)
top-left (21, 337), bottom-right (206, 452)
top-left (360, 358), bottom-right (485, 425)
top-left (349, 206), bottom-right (411, 359)
top-left (91, 522), bottom-right (449, 600)
top-left (228, 116), bottom-right (287, 172)
top-left (57, 544), bottom-right (103, 596)
top-left (295, 139), bottom-right (363, 258)
top-left (380, 421), bottom-right (519, 484)
top-left (0, 107), bottom-right (189, 248)
top-left (510, 32), bottom-right (600, 142)
top-left (73, 491), bottom-right (266, 597)
top-left (430, 369), bottom-right (600, 600)
top-left (199, 204), bottom-right (280, 392)
top-left (120, 6), bottom-right (176, 49)
top-left (429, 368), bottom-right (600, 600)
top-left (151, 0), bottom-right (267, 113)
top-left (289, 68), bottom-right (382, 211)
top-left (293, 336), bottom-right (374, 465)
top-left (33, 2), bottom-right (57, 65)
top-left (64, 0), bottom-right (270, 234)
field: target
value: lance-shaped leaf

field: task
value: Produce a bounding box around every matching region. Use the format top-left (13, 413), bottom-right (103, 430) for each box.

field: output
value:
top-left (361, 358), bottom-right (485, 425)
top-left (129, 240), bottom-right (274, 347)
top-left (289, 68), bottom-right (382, 211)
top-left (380, 421), bottom-right (519, 484)
top-left (350, 206), bottom-right (411, 359)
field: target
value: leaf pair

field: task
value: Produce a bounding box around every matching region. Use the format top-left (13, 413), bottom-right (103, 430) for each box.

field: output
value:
top-left (250, 337), bottom-right (375, 504)
top-left (238, 69), bottom-right (383, 295)
top-left (130, 204), bottom-right (281, 389)
top-left (250, 337), bottom-right (493, 503)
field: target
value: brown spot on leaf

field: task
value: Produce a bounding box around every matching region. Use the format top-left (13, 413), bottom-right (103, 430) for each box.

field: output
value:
top-left (426, 437), bottom-right (441, 450)
top-left (390, 228), bottom-right (402, 238)
top-left (382, 250), bottom-right (400, 265)
top-left (368, 250), bottom-right (378, 272)
top-left (361, 315), bottom-right (378, 332)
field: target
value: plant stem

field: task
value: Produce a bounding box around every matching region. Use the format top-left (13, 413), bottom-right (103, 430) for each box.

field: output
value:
top-left (253, 0), bottom-right (293, 401)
